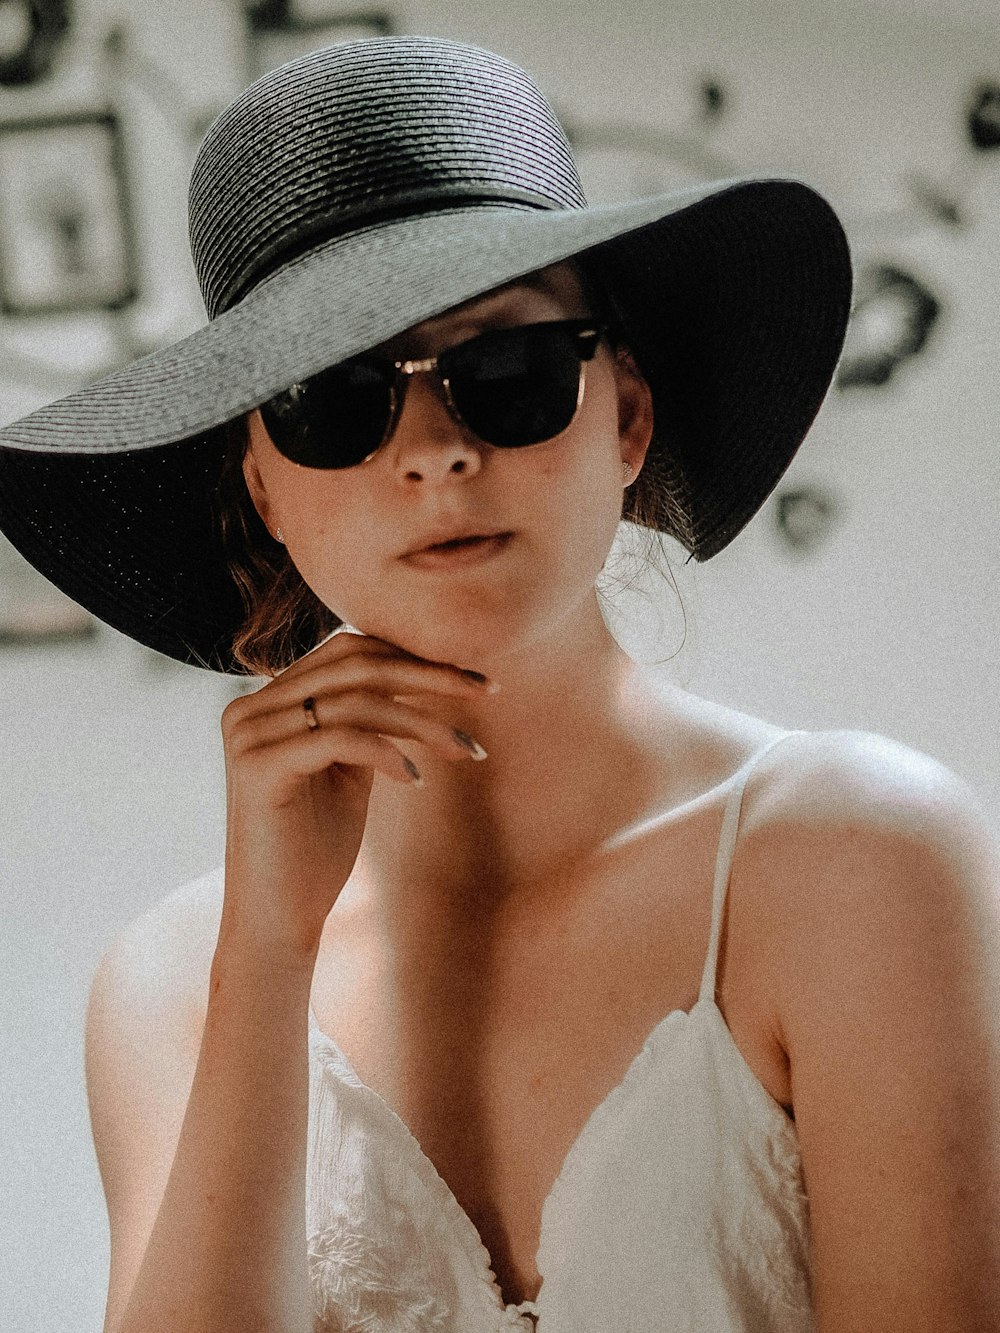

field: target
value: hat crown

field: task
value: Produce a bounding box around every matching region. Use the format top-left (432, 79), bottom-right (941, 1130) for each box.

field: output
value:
top-left (189, 35), bottom-right (588, 319)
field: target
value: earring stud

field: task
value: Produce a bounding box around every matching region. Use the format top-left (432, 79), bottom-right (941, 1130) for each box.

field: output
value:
top-left (275, 527), bottom-right (284, 542)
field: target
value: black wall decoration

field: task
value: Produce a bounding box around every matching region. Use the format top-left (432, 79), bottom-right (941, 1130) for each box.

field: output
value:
top-left (836, 263), bottom-right (941, 391)
top-left (967, 81), bottom-right (1000, 152)
top-left (698, 77), bottom-right (727, 123)
top-left (857, 77), bottom-right (1000, 247)
top-left (0, 0), bottom-right (70, 88)
top-left (244, 3), bottom-right (394, 82)
top-left (775, 486), bottom-right (840, 557)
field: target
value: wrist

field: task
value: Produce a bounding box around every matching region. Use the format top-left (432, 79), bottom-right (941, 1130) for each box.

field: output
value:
top-left (214, 910), bottom-right (323, 978)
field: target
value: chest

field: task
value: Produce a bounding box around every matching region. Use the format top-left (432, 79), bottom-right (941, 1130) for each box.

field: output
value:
top-left (308, 802), bottom-right (793, 1309)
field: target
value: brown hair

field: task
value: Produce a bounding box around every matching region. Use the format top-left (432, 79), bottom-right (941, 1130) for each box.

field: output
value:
top-left (216, 416), bottom-right (341, 676)
top-left (217, 268), bottom-right (688, 677)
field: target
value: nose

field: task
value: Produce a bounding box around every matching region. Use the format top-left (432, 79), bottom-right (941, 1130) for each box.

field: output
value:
top-left (386, 371), bottom-right (484, 482)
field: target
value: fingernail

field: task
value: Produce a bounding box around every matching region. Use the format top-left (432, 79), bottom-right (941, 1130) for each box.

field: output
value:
top-left (461, 669), bottom-right (500, 692)
top-left (452, 728), bottom-right (488, 760)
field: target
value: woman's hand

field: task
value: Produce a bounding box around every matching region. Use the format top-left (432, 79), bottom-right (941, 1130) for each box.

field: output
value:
top-left (218, 632), bottom-right (498, 958)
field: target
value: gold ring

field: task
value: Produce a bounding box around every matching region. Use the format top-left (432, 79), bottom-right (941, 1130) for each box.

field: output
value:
top-left (302, 696), bottom-right (320, 731)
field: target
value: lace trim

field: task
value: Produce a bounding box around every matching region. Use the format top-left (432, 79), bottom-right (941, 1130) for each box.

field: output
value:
top-left (308, 1205), bottom-right (453, 1331)
top-left (309, 1031), bottom-right (532, 1328)
top-left (501, 1302), bottom-right (539, 1327)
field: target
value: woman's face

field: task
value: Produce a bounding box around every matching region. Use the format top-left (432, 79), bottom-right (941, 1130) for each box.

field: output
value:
top-left (242, 260), bottom-right (653, 667)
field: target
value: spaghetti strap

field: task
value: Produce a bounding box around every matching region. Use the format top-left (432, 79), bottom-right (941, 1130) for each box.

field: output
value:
top-left (698, 730), bottom-right (807, 1005)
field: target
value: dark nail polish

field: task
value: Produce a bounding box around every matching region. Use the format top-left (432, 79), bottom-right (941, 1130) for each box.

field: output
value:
top-left (452, 728), bottom-right (488, 759)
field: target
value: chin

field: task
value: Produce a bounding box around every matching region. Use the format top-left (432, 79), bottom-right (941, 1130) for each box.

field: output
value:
top-left (324, 557), bottom-right (596, 668)
top-left (394, 618), bottom-right (518, 669)
top-left (336, 599), bottom-right (539, 671)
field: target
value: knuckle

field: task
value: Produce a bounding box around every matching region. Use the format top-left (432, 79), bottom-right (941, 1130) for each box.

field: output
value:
top-left (220, 709), bottom-right (247, 747)
top-left (220, 695), bottom-right (245, 729)
top-left (222, 723), bottom-right (255, 762)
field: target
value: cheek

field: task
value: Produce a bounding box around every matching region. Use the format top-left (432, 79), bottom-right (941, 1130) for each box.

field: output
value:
top-left (536, 384), bottom-right (625, 549)
top-left (561, 466), bottom-right (626, 577)
top-left (486, 456), bottom-right (618, 633)
top-left (281, 491), bottom-right (369, 616)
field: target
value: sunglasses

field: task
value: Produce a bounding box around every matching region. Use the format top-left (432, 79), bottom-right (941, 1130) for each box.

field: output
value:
top-left (258, 319), bottom-right (607, 469)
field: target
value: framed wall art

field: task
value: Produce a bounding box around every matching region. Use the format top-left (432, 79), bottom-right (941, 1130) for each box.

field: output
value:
top-left (0, 111), bottom-right (138, 317)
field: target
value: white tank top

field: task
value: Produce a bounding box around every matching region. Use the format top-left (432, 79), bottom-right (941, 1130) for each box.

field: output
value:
top-left (304, 729), bottom-right (814, 1332)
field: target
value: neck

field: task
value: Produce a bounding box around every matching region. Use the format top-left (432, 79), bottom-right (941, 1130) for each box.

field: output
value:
top-left (344, 592), bottom-right (674, 946)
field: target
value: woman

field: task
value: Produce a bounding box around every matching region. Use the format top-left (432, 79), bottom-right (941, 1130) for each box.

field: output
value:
top-left (1, 34), bottom-right (997, 1333)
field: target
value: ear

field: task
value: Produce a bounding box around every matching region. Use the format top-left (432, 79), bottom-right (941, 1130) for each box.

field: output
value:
top-left (241, 411), bottom-right (274, 530)
top-left (612, 346), bottom-right (654, 476)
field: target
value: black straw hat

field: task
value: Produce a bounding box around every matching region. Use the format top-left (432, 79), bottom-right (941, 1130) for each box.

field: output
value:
top-left (0, 35), bottom-right (853, 674)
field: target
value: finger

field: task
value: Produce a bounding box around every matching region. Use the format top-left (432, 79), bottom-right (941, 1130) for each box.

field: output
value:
top-left (274, 630), bottom-right (496, 698)
top-left (229, 648), bottom-right (496, 733)
top-left (266, 630), bottom-right (417, 686)
top-left (231, 689), bottom-right (487, 763)
top-left (236, 721), bottom-right (427, 798)
top-left (274, 652), bottom-right (497, 710)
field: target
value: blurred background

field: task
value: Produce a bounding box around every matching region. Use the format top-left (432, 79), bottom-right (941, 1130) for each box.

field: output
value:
top-left (0, 0), bottom-right (997, 1327)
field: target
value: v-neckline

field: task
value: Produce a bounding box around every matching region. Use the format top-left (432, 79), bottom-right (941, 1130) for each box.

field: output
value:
top-left (304, 729), bottom-right (805, 1321)
top-left (308, 994), bottom-right (709, 1320)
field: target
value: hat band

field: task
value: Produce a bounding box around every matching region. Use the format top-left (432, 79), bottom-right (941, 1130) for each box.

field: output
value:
top-left (216, 182), bottom-right (570, 316)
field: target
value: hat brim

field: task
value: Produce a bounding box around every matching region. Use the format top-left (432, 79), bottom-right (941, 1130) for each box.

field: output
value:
top-left (0, 175), bottom-right (853, 672)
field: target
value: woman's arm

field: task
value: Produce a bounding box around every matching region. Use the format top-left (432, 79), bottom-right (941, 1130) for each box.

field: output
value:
top-left (86, 907), bottom-right (319, 1333)
top-left (86, 635), bottom-right (492, 1333)
top-left (746, 731), bottom-right (1000, 1332)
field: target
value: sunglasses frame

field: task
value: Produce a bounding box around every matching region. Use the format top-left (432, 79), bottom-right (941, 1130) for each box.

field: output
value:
top-left (264, 319), bottom-right (607, 469)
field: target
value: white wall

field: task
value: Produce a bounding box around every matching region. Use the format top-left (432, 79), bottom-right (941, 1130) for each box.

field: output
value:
top-left (2, 1), bottom-right (999, 1329)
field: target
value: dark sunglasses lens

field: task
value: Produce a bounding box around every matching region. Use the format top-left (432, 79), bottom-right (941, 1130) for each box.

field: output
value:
top-left (445, 326), bottom-right (583, 447)
top-left (259, 360), bottom-right (392, 468)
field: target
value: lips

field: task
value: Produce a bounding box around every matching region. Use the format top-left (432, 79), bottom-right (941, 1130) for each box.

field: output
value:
top-left (402, 531), bottom-right (514, 568)
top-left (427, 533), bottom-right (500, 550)
top-left (406, 528), bottom-right (509, 555)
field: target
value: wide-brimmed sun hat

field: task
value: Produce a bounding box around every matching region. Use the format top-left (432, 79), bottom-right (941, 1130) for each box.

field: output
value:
top-left (0, 34), bottom-right (853, 674)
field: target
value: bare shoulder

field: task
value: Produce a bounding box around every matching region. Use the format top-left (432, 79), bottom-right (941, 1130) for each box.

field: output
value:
top-left (84, 868), bottom-right (227, 1333)
top-left (84, 869), bottom-right (225, 1155)
top-left (729, 730), bottom-right (1000, 1327)
top-left (147, 863), bottom-right (226, 957)
top-left (741, 725), bottom-right (993, 839)
top-left (737, 724), bottom-right (1000, 914)
top-left (733, 725), bottom-right (1000, 1050)
top-left (95, 864), bottom-right (225, 1042)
